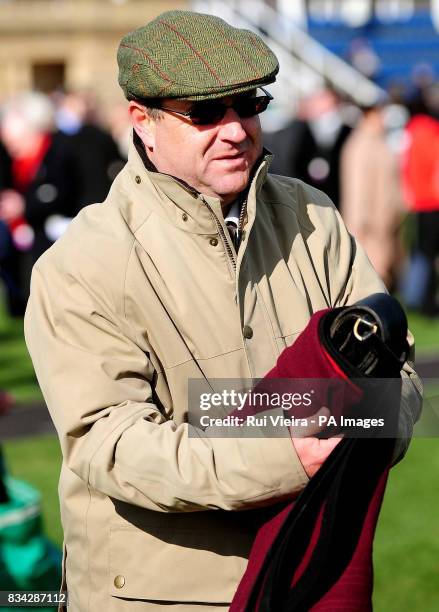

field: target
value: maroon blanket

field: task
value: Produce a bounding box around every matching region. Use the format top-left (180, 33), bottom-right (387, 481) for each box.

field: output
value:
top-left (230, 309), bottom-right (396, 612)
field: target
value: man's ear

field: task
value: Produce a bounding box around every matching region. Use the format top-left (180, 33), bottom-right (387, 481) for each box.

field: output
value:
top-left (128, 101), bottom-right (156, 152)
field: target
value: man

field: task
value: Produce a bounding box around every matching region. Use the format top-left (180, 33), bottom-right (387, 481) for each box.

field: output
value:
top-left (24, 10), bottom-right (422, 612)
top-left (340, 103), bottom-right (404, 291)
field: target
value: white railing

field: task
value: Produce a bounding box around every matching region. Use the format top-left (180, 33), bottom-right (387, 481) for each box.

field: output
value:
top-left (192, 0), bottom-right (385, 122)
top-left (307, 0), bottom-right (416, 25)
top-left (431, 0), bottom-right (439, 31)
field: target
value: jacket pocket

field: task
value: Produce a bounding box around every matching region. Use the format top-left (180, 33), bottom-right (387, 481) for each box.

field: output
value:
top-left (108, 526), bottom-right (249, 604)
top-left (275, 331), bottom-right (301, 354)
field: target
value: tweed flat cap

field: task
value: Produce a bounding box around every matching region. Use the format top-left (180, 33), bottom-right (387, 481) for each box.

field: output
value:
top-left (117, 10), bottom-right (279, 101)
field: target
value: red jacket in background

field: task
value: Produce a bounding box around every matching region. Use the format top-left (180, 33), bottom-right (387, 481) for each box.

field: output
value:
top-left (402, 114), bottom-right (439, 212)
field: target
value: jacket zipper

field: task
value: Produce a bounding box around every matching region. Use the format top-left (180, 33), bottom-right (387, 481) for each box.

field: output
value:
top-left (200, 195), bottom-right (237, 272)
top-left (237, 198), bottom-right (247, 245)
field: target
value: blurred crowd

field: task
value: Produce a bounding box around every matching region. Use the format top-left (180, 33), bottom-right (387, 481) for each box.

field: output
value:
top-left (0, 90), bottom-right (129, 317)
top-left (265, 74), bottom-right (439, 317)
top-left (1, 78), bottom-right (439, 320)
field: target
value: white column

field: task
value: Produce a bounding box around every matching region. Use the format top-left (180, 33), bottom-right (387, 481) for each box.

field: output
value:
top-left (308, 0), bottom-right (338, 21)
top-left (277, 0), bottom-right (307, 26)
top-left (340, 0), bottom-right (373, 26)
top-left (431, 0), bottom-right (439, 31)
top-left (376, 0), bottom-right (415, 22)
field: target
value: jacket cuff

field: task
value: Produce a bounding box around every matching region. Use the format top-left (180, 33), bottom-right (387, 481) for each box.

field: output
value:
top-left (252, 434), bottom-right (309, 499)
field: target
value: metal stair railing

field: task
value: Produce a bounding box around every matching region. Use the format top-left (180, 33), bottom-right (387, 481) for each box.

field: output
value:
top-left (192, 0), bottom-right (385, 113)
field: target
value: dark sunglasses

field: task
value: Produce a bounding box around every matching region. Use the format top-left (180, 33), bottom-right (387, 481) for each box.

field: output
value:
top-left (156, 87), bottom-right (273, 125)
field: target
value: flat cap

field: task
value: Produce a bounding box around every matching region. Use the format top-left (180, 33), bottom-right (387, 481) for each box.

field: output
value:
top-left (117, 10), bottom-right (279, 101)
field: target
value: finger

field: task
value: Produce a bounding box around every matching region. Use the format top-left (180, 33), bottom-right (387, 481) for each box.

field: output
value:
top-left (318, 436), bottom-right (343, 455)
top-left (290, 406), bottom-right (330, 438)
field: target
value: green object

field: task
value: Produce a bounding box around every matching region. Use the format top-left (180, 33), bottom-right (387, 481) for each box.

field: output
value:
top-left (117, 10), bottom-right (279, 101)
top-left (0, 476), bottom-right (61, 611)
top-left (1, 436), bottom-right (62, 547)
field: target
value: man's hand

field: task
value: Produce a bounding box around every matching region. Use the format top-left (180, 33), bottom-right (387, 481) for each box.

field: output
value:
top-left (290, 407), bottom-right (342, 478)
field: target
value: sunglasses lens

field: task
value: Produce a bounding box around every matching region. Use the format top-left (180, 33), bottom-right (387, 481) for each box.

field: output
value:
top-left (189, 95), bottom-right (271, 125)
top-left (190, 103), bottom-right (225, 125)
top-left (235, 97), bottom-right (270, 118)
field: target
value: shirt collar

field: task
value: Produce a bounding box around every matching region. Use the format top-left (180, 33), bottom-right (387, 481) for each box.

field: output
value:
top-left (225, 196), bottom-right (245, 227)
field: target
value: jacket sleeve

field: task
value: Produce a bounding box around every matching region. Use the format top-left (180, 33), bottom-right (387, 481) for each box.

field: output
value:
top-left (24, 261), bottom-right (308, 513)
top-left (333, 222), bottom-right (423, 464)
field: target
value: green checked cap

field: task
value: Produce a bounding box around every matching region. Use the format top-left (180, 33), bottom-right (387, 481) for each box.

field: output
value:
top-left (117, 10), bottom-right (279, 101)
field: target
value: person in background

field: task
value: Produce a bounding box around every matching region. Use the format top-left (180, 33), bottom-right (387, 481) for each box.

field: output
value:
top-left (54, 90), bottom-right (125, 208)
top-left (107, 102), bottom-right (132, 160)
top-left (401, 82), bottom-right (439, 316)
top-left (0, 139), bottom-right (11, 190)
top-left (0, 136), bottom-right (27, 315)
top-left (264, 86), bottom-right (351, 208)
top-left (340, 102), bottom-right (405, 291)
top-left (0, 92), bottom-right (78, 266)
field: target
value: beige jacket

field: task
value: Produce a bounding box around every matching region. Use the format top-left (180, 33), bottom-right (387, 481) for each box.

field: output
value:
top-left (24, 142), bottom-right (422, 611)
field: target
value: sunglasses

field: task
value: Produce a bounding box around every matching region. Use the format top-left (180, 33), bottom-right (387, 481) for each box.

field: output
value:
top-left (155, 87), bottom-right (273, 126)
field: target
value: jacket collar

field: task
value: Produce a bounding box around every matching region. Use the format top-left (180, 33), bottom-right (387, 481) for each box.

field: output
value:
top-left (118, 132), bottom-right (272, 236)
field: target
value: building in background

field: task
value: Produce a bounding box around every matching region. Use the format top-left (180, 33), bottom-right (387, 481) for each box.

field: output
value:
top-left (0, 0), bottom-right (188, 114)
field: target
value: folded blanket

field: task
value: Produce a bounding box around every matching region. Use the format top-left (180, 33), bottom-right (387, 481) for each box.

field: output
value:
top-left (230, 295), bottom-right (407, 611)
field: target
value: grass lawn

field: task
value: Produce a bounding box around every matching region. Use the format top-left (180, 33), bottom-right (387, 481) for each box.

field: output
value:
top-left (406, 309), bottom-right (439, 356)
top-left (1, 435), bottom-right (438, 610)
top-left (1, 435), bottom-right (63, 548)
top-left (373, 438), bottom-right (439, 611)
top-left (0, 296), bottom-right (43, 403)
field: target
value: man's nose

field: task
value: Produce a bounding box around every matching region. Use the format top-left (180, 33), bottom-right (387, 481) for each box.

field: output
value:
top-left (217, 107), bottom-right (248, 142)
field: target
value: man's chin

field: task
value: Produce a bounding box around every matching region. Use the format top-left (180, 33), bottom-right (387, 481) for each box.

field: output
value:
top-left (216, 172), bottom-right (251, 197)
